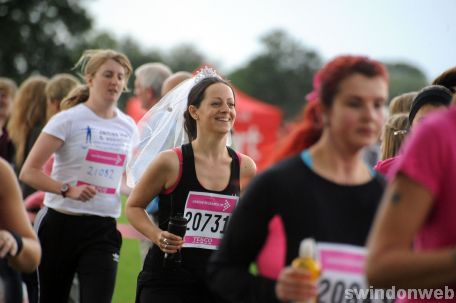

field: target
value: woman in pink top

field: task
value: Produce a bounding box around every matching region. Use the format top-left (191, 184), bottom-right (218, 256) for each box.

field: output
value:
top-left (374, 85), bottom-right (452, 179)
top-left (367, 99), bottom-right (456, 302)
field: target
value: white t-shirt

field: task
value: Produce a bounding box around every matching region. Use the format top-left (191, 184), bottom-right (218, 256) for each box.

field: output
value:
top-left (43, 104), bottom-right (138, 218)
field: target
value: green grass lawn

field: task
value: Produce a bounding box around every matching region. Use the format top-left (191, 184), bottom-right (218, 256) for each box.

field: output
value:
top-left (113, 197), bottom-right (142, 303)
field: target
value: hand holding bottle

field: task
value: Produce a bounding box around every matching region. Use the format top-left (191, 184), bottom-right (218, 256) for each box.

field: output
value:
top-left (275, 238), bottom-right (321, 303)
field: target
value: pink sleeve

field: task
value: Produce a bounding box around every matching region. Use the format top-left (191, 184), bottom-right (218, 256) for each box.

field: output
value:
top-left (393, 119), bottom-right (446, 198)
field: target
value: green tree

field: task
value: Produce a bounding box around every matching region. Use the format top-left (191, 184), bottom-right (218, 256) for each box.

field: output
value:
top-left (117, 37), bottom-right (164, 108)
top-left (164, 44), bottom-right (206, 73)
top-left (386, 63), bottom-right (428, 102)
top-left (0, 0), bottom-right (92, 82)
top-left (229, 29), bottom-right (322, 119)
top-left (116, 42), bottom-right (206, 109)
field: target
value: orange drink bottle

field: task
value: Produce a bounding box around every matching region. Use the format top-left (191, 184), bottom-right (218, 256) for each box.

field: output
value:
top-left (291, 238), bottom-right (321, 303)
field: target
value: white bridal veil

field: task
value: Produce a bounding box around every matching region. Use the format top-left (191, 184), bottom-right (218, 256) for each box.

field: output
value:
top-left (126, 66), bottom-right (222, 187)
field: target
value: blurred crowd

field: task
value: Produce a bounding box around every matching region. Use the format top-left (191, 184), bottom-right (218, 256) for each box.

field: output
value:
top-left (0, 49), bottom-right (455, 303)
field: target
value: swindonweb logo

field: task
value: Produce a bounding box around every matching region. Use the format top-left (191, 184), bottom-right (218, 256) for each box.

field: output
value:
top-left (345, 286), bottom-right (455, 301)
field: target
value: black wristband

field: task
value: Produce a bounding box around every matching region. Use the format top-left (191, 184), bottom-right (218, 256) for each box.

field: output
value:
top-left (8, 230), bottom-right (23, 257)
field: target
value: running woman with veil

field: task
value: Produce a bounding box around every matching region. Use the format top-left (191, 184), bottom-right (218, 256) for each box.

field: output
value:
top-left (126, 69), bottom-right (256, 303)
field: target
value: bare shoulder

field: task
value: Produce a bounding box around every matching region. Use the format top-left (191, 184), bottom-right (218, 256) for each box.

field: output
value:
top-left (158, 149), bottom-right (180, 170)
top-left (238, 153), bottom-right (257, 179)
top-left (143, 149), bottom-right (180, 177)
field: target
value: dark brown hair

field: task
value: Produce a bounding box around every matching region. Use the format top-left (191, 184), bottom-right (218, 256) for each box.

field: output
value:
top-left (184, 77), bottom-right (234, 141)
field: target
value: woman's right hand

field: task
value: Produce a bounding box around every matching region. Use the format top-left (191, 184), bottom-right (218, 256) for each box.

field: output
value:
top-left (275, 266), bottom-right (318, 302)
top-left (66, 185), bottom-right (97, 202)
top-left (0, 230), bottom-right (18, 258)
top-left (156, 230), bottom-right (185, 254)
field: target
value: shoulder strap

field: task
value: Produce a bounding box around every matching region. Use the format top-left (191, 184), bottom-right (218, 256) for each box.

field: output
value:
top-left (227, 146), bottom-right (241, 185)
top-left (162, 147), bottom-right (183, 195)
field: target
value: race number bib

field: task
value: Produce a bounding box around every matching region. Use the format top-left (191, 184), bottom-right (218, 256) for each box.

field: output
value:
top-left (317, 243), bottom-right (391, 303)
top-left (183, 191), bottom-right (239, 250)
top-left (76, 149), bottom-right (126, 195)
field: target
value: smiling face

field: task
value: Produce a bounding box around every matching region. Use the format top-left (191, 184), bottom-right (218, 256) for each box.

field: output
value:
top-left (190, 82), bottom-right (236, 136)
top-left (325, 73), bottom-right (388, 151)
top-left (87, 59), bottom-right (126, 105)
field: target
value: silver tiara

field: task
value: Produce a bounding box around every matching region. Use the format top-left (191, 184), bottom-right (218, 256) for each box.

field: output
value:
top-left (194, 66), bottom-right (221, 84)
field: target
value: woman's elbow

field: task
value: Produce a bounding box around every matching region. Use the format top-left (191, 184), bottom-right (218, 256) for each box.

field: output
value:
top-left (13, 239), bottom-right (42, 273)
top-left (365, 253), bottom-right (391, 288)
top-left (366, 260), bottom-right (381, 287)
top-left (23, 247), bottom-right (42, 273)
top-left (19, 166), bottom-right (32, 184)
top-left (125, 202), bottom-right (136, 222)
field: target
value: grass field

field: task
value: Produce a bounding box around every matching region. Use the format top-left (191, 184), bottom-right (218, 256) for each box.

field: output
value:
top-left (112, 197), bottom-right (142, 303)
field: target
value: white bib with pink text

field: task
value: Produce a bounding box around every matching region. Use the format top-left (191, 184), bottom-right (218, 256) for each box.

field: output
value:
top-left (183, 191), bottom-right (239, 250)
top-left (76, 148), bottom-right (126, 195)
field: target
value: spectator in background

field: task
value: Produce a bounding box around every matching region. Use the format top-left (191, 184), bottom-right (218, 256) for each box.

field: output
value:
top-left (374, 113), bottom-right (409, 177)
top-left (388, 92), bottom-right (417, 115)
top-left (7, 75), bottom-right (48, 198)
top-left (0, 78), bottom-right (17, 165)
top-left (161, 71), bottom-right (193, 96)
top-left (367, 91), bottom-right (415, 169)
top-left (20, 73), bottom-right (80, 303)
top-left (45, 73), bottom-right (80, 121)
top-left (133, 63), bottom-right (174, 263)
top-left (0, 158), bottom-right (41, 303)
top-left (135, 62), bottom-right (172, 110)
top-left (408, 85), bottom-right (452, 129)
top-left (433, 66), bottom-right (456, 93)
top-left (25, 73), bottom-right (81, 218)
top-left (375, 85), bottom-right (452, 178)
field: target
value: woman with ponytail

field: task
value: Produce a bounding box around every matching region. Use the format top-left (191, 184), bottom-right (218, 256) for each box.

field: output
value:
top-left (20, 49), bottom-right (137, 302)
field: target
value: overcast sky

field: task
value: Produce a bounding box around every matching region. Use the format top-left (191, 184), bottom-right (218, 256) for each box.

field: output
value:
top-left (86, 0), bottom-right (455, 81)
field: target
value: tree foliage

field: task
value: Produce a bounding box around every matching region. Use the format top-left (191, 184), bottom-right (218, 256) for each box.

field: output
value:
top-left (0, 0), bottom-right (92, 82)
top-left (0, 1), bottom-right (429, 115)
top-left (228, 30), bottom-right (322, 119)
top-left (386, 63), bottom-right (428, 102)
top-left (164, 44), bottom-right (206, 73)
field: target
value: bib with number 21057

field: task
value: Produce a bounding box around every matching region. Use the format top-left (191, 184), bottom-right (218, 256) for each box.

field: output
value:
top-left (183, 191), bottom-right (239, 250)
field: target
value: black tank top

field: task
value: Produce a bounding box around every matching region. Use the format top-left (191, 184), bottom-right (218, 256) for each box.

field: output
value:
top-left (144, 143), bottom-right (240, 276)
